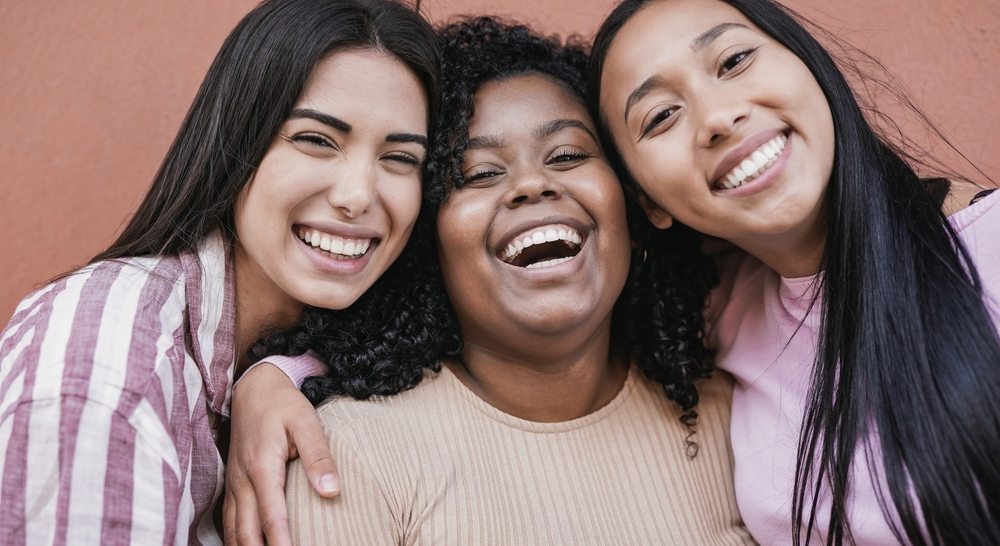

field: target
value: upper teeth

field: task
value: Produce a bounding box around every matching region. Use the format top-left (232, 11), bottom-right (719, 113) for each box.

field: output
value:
top-left (720, 133), bottom-right (787, 189)
top-left (298, 228), bottom-right (371, 257)
top-left (501, 226), bottom-right (583, 263)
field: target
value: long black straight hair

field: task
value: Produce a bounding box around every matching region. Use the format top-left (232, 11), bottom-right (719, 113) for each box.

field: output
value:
top-left (590, 0), bottom-right (1000, 543)
top-left (91, 0), bottom-right (440, 264)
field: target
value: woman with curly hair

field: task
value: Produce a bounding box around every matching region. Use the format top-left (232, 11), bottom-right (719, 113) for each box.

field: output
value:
top-left (228, 15), bottom-right (752, 546)
top-left (590, 0), bottom-right (1000, 543)
top-left (0, 0), bottom-right (442, 543)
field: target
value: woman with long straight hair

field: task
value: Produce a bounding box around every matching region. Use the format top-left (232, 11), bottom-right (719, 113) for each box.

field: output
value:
top-left (0, 0), bottom-right (442, 543)
top-left (590, 0), bottom-right (1000, 543)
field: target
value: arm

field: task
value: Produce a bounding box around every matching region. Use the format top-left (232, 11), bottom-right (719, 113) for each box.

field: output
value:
top-left (0, 395), bottom-right (182, 545)
top-left (224, 360), bottom-right (337, 546)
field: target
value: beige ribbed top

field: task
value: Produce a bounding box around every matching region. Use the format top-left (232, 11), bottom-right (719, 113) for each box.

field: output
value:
top-left (287, 365), bottom-right (754, 545)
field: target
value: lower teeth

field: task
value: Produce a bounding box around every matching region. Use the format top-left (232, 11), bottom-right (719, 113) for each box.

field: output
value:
top-left (525, 256), bottom-right (573, 269)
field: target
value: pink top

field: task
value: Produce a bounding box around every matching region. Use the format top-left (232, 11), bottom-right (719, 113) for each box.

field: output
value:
top-left (0, 232), bottom-right (237, 545)
top-left (708, 189), bottom-right (1000, 545)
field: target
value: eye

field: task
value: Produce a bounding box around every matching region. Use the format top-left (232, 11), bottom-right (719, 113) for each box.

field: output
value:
top-left (291, 133), bottom-right (334, 147)
top-left (642, 107), bottom-right (678, 138)
top-left (720, 47), bottom-right (757, 76)
top-left (463, 166), bottom-right (503, 185)
top-left (547, 149), bottom-right (590, 166)
top-left (383, 152), bottom-right (422, 167)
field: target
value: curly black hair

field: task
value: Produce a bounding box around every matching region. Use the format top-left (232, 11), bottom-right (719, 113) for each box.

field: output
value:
top-left (431, 16), bottom-right (719, 434)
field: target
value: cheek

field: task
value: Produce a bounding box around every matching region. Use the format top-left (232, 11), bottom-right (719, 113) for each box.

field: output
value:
top-left (384, 181), bottom-right (423, 233)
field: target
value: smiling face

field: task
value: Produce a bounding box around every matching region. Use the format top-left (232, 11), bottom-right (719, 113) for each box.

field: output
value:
top-left (436, 73), bottom-right (631, 348)
top-left (233, 49), bottom-right (427, 322)
top-left (600, 0), bottom-right (835, 275)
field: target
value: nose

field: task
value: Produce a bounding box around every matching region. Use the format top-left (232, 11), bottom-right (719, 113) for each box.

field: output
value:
top-left (327, 158), bottom-right (376, 218)
top-left (503, 168), bottom-right (563, 208)
top-left (695, 86), bottom-right (750, 148)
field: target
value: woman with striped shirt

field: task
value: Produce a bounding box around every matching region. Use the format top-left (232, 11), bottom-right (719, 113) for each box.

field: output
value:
top-left (0, 0), bottom-right (443, 544)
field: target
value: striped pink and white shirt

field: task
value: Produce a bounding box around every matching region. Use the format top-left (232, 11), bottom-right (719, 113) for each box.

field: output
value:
top-left (0, 232), bottom-right (236, 546)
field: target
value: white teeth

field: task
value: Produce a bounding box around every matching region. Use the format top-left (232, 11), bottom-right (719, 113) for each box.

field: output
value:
top-left (500, 226), bottom-right (584, 263)
top-left (719, 134), bottom-right (788, 190)
top-left (297, 229), bottom-right (373, 258)
top-left (525, 256), bottom-right (573, 269)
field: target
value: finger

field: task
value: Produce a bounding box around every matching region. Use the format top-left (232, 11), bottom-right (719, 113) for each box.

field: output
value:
top-left (289, 412), bottom-right (339, 498)
top-left (249, 458), bottom-right (293, 546)
top-left (232, 478), bottom-right (265, 546)
top-left (223, 486), bottom-right (238, 546)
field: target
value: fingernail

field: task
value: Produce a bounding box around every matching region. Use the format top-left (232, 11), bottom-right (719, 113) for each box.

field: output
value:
top-left (320, 474), bottom-right (339, 494)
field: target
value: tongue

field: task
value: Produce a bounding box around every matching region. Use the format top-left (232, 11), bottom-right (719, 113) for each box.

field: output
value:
top-left (514, 240), bottom-right (579, 268)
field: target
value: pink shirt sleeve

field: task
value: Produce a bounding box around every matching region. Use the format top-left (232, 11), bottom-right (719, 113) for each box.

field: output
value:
top-left (238, 351), bottom-right (328, 389)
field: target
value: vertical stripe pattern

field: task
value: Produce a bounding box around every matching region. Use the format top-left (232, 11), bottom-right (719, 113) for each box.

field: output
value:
top-left (0, 232), bottom-right (236, 545)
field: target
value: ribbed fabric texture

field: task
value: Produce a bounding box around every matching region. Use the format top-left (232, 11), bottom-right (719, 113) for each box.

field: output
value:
top-left (287, 365), bottom-right (754, 545)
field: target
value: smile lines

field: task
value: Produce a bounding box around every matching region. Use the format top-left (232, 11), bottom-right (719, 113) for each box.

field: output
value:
top-left (298, 227), bottom-right (372, 258)
top-left (719, 133), bottom-right (787, 189)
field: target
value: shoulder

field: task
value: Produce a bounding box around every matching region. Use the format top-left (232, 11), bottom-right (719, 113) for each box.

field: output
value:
top-left (315, 368), bottom-right (456, 437)
top-left (1, 255), bottom-right (190, 409)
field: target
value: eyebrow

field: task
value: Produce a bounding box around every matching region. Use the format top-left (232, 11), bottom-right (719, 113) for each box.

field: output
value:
top-left (467, 134), bottom-right (506, 150)
top-left (289, 108), bottom-right (351, 133)
top-left (690, 22), bottom-right (748, 51)
top-left (623, 76), bottom-right (665, 125)
top-left (535, 119), bottom-right (598, 143)
top-left (386, 133), bottom-right (428, 149)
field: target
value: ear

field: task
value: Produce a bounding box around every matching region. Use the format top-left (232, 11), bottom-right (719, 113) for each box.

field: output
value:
top-left (635, 192), bottom-right (674, 229)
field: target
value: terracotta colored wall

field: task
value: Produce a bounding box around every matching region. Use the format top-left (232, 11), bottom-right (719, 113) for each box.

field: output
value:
top-left (2, 0), bottom-right (998, 326)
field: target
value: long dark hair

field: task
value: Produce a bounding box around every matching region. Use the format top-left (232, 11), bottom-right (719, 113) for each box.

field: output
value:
top-left (91, 0), bottom-right (440, 263)
top-left (591, 0), bottom-right (1000, 544)
top-left (434, 16), bottom-right (717, 432)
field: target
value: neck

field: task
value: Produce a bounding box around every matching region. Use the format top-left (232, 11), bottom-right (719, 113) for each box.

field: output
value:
top-left (445, 318), bottom-right (629, 422)
top-left (232, 250), bottom-right (303, 376)
top-left (735, 215), bottom-right (827, 279)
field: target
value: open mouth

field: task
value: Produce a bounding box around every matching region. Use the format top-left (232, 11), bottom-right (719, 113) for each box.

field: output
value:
top-left (297, 226), bottom-right (375, 260)
top-left (716, 132), bottom-right (788, 190)
top-left (499, 225), bottom-right (584, 269)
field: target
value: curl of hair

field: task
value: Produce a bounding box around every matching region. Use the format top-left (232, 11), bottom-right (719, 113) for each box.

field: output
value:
top-left (592, 0), bottom-right (1000, 543)
top-left (433, 16), bottom-right (718, 436)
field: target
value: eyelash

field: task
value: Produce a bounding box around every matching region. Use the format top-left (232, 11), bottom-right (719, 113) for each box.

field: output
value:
top-left (548, 150), bottom-right (590, 164)
top-left (721, 47), bottom-right (756, 75)
top-left (385, 153), bottom-right (421, 166)
top-left (642, 107), bottom-right (677, 138)
top-left (292, 133), bottom-right (333, 147)
top-left (465, 168), bottom-right (501, 183)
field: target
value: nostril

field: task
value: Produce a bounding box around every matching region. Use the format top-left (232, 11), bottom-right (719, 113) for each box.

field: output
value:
top-left (541, 190), bottom-right (557, 197)
top-left (512, 195), bottom-right (527, 203)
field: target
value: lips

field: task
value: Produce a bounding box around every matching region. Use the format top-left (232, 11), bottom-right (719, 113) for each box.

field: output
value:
top-left (711, 129), bottom-right (789, 191)
top-left (497, 223), bottom-right (585, 269)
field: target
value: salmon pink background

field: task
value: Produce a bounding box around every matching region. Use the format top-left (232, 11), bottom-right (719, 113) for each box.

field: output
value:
top-left (2, 0), bottom-right (998, 325)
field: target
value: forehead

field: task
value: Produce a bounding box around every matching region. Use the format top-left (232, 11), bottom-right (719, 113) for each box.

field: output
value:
top-left (298, 49), bottom-right (427, 120)
top-left (601, 0), bottom-right (757, 92)
top-left (468, 73), bottom-right (593, 136)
